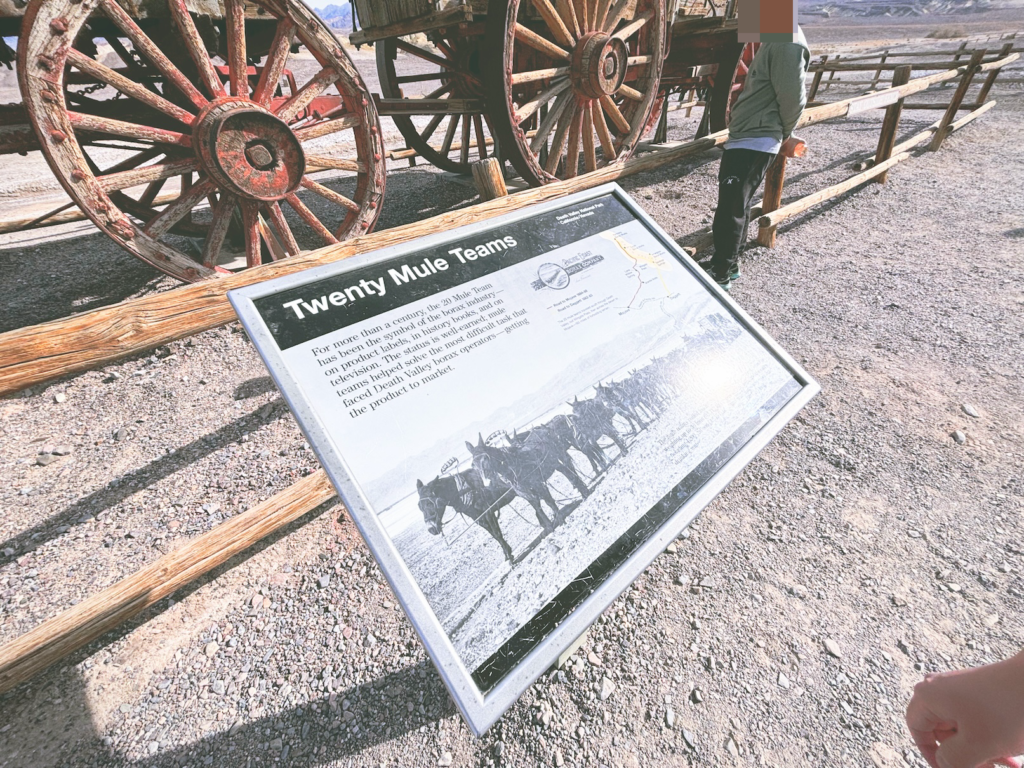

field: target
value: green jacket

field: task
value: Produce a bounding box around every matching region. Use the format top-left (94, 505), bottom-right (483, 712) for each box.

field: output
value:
top-left (726, 29), bottom-right (811, 144)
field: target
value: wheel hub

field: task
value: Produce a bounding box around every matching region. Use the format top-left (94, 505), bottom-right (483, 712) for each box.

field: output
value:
top-left (194, 99), bottom-right (305, 201)
top-left (572, 33), bottom-right (629, 99)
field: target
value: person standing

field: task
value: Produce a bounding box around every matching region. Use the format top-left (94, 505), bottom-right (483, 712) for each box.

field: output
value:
top-left (705, 29), bottom-right (811, 290)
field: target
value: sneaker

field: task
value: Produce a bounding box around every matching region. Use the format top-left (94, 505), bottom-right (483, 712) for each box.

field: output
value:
top-left (701, 263), bottom-right (732, 291)
top-left (727, 267), bottom-right (741, 283)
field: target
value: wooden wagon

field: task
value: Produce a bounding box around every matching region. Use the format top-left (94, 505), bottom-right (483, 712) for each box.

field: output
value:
top-left (0, 0), bottom-right (752, 283)
top-left (356, 0), bottom-right (750, 181)
top-left (0, 0), bottom-right (385, 282)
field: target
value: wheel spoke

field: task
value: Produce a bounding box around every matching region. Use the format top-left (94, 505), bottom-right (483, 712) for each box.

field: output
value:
top-left (276, 68), bottom-right (341, 123)
top-left (592, 99), bottom-right (616, 159)
top-left (582, 106), bottom-right (597, 172)
top-left (423, 82), bottom-right (455, 100)
top-left (202, 193), bottom-right (236, 268)
top-left (105, 34), bottom-right (146, 77)
top-left (564, 106), bottom-right (584, 178)
top-left (473, 114), bottom-right (488, 160)
top-left (294, 114), bottom-right (360, 142)
top-left (516, 78), bottom-right (571, 122)
top-left (68, 112), bottom-right (192, 147)
top-left (254, 20), bottom-right (296, 106)
top-left (543, 101), bottom-right (577, 175)
top-left (511, 66), bottom-right (570, 86)
top-left (460, 115), bottom-right (472, 165)
top-left (168, 0), bottom-right (227, 99)
top-left (531, 90), bottom-right (572, 153)
top-left (612, 11), bottom-right (651, 42)
top-left (225, 0), bottom-right (248, 98)
top-left (514, 24), bottom-right (570, 62)
top-left (257, 214), bottom-right (288, 262)
top-left (65, 49), bottom-right (196, 127)
top-left (300, 178), bottom-right (362, 214)
top-left (139, 178), bottom-right (167, 207)
top-left (533, 0), bottom-right (575, 48)
top-left (98, 0), bottom-right (207, 109)
top-left (395, 39), bottom-right (456, 70)
top-left (594, 0), bottom-right (613, 31)
top-left (618, 84), bottom-right (644, 101)
top-left (602, 0), bottom-right (631, 33)
top-left (305, 154), bottom-right (365, 173)
top-left (628, 55), bottom-right (653, 66)
top-left (98, 158), bottom-right (199, 192)
top-left (285, 193), bottom-right (338, 245)
top-left (144, 178), bottom-right (215, 238)
top-left (241, 201), bottom-right (261, 268)
top-left (420, 113), bottom-right (446, 143)
top-left (575, 0), bottom-right (589, 34)
top-left (93, 146), bottom-right (163, 176)
top-left (265, 202), bottom-right (300, 257)
top-left (440, 115), bottom-right (460, 156)
top-left (600, 95), bottom-right (631, 133)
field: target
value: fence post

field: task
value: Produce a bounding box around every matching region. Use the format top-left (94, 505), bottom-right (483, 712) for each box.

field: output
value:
top-left (952, 40), bottom-right (967, 63)
top-left (824, 54), bottom-right (840, 91)
top-left (974, 42), bottom-right (1013, 105)
top-left (472, 157), bottom-right (509, 200)
top-left (870, 51), bottom-right (889, 90)
top-left (930, 49), bottom-right (985, 151)
top-left (756, 153), bottom-right (788, 248)
top-left (875, 64), bottom-right (912, 183)
top-left (808, 55), bottom-right (828, 101)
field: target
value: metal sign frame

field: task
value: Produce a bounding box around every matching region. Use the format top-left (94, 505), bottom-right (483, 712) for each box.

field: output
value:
top-left (228, 183), bottom-right (818, 735)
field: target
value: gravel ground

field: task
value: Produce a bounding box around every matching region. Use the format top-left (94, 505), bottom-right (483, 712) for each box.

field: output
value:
top-left (1, 17), bottom-right (1024, 768)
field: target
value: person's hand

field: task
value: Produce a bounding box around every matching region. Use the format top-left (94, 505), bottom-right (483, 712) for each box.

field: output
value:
top-left (906, 652), bottom-right (1024, 768)
top-left (781, 136), bottom-right (807, 158)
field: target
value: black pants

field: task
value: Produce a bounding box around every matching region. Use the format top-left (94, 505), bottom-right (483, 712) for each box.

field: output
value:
top-left (710, 148), bottom-right (776, 279)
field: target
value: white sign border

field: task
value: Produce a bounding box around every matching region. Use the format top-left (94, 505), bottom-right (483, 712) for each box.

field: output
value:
top-left (228, 183), bottom-right (819, 736)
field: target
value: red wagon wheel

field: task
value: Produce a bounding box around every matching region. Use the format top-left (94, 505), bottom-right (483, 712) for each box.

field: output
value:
top-left (701, 40), bottom-right (759, 136)
top-left (484, 0), bottom-right (665, 186)
top-left (18, 0), bottom-right (385, 283)
top-left (376, 28), bottom-right (494, 175)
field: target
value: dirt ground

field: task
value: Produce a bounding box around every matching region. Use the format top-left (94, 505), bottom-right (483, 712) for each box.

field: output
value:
top-left (1, 13), bottom-right (1023, 768)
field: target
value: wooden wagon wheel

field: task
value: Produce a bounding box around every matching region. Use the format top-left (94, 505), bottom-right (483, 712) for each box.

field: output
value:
top-left (484, 0), bottom-right (665, 186)
top-left (18, 0), bottom-right (385, 283)
top-left (376, 28), bottom-right (494, 174)
top-left (699, 40), bottom-right (758, 136)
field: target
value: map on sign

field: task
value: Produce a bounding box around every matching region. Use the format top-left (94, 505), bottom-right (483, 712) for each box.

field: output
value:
top-left (229, 185), bottom-right (818, 737)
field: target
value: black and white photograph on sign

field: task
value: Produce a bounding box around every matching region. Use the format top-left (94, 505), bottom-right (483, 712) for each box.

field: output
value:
top-left (230, 186), bottom-right (817, 732)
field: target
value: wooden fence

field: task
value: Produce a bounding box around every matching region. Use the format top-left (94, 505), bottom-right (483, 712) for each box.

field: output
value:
top-left (0, 49), bottom-right (1017, 696)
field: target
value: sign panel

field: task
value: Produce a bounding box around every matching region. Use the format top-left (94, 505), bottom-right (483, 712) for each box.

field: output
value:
top-left (229, 184), bottom-right (818, 735)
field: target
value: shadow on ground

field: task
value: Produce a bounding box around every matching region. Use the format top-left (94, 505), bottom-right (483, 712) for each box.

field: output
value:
top-left (0, 169), bottom-right (478, 334)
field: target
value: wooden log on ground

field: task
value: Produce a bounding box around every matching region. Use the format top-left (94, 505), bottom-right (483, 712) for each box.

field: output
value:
top-left (0, 62), bottom-right (1010, 400)
top-left (875, 65), bottom-right (912, 184)
top-left (0, 470), bottom-right (337, 695)
top-left (471, 158), bottom-right (509, 201)
top-left (757, 151), bottom-right (913, 233)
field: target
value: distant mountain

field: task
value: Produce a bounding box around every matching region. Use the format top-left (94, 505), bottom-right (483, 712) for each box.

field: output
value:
top-left (315, 2), bottom-right (353, 30)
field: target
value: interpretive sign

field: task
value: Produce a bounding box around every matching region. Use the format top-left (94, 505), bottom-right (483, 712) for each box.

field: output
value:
top-left (229, 184), bottom-right (818, 735)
